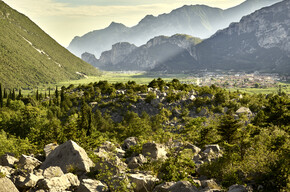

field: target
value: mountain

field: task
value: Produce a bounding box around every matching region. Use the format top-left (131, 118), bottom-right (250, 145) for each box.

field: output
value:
top-left (68, 0), bottom-right (281, 57)
top-left (0, 1), bottom-right (100, 88)
top-left (194, 0), bottom-right (290, 74)
top-left (82, 34), bottom-right (202, 71)
top-left (84, 0), bottom-right (290, 74)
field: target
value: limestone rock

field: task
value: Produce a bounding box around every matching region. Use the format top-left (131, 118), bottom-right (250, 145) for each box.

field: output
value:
top-left (18, 155), bottom-right (41, 172)
top-left (142, 142), bottom-right (167, 160)
top-left (153, 181), bottom-right (198, 192)
top-left (44, 143), bottom-right (58, 157)
top-left (43, 166), bottom-right (64, 179)
top-left (94, 149), bottom-right (127, 175)
top-left (0, 154), bottom-right (18, 167)
top-left (77, 179), bottom-right (108, 192)
top-left (123, 137), bottom-right (138, 150)
top-left (0, 177), bottom-right (19, 192)
top-left (0, 166), bottom-right (11, 177)
top-left (236, 107), bottom-right (252, 115)
top-left (36, 173), bottom-right (79, 191)
top-left (201, 179), bottom-right (221, 190)
top-left (128, 154), bottom-right (147, 169)
top-left (184, 144), bottom-right (201, 155)
top-left (228, 184), bottom-right (248, 192)
top-left (40, 140), bottom-right (94, 174)
top-left (128, 173), bottom-right (159, 192)
top-left (204, 145), bottom-right (220, 153)
top-left (19, 173), bottom-right (40, 189)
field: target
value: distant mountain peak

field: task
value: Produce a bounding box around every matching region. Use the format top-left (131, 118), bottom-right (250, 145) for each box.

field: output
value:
top-left (68, 0), bottom-right (282, 57)
top-left (108, 22), bottom-right (127, 29)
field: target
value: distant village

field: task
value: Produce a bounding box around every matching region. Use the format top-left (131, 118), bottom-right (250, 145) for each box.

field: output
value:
top-left (183, 72), bottom-right (289, 89)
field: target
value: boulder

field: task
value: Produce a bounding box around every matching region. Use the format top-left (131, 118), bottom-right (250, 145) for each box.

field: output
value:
top-left (0, 154), bottom-right (18, 167)
top-left (153, 181), bottom-right (198, 192)
top-left (169, 181), bottom-right (199, 192)
top-left (0, 177), bottom-right (19, 192)
top-left (204, 145), bottom-right (220, 153)
top-left (184, 144), bottom-right (201, 155)
top-left (123, 137), bottom-right (138, 150)
top-left (228, 184), bottom-right (248, 192)
top-left (235, 107), bottom-right (252, 115)
top-left (77, 179), bottom-right (108, 192)
top-left (142, 143), bottom-right (167, 160)
top-left (18, 155), bottom-right (41, 172)
top-left (36, 173), bottom-right (79, 191)
top-left (128, 173), bottom-right (159, 192)
top-left (40, 140), bottom-right (94, 174)
top-left (44, 143), bottom-right (59, 157)
top-left (94, 149), bottom-right (127, 175)
top-left (0, 166), bottom-right (11, 177)
top-left (127, 154), bottom-right (147, 169)
top-left (201, 179), bottom-right (221, 190)
top-left (19, 173), bottom-right (41, 190)
top-left (43, 166), bottom-right (64, 179)
top-left (97, 141), bottom-right (116, 152)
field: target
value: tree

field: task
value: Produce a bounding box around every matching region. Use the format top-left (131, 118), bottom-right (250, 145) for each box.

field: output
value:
top-left (60, 86), bottom-right (65, 107)
top-left (55, 86), bottom-right (59, 105)
top-left (217, 114), bottom-right (242, 144)
top-left (36, 89), bottom-right (39, 101)
top-left (17, 89), bottom-right (22, 100)
top-left (11, 89), bottom-right (16, 101)
top-left (0, 83), bottom-right (3, 108)
top-left (3, 88), bottom-right (7, 99)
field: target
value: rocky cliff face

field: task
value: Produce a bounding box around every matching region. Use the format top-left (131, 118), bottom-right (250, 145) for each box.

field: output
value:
top-left (85, 0), bottom-right (290, 74)
top-left (68, 0), bottom-right (281, 57)
top-left (195, 0), bottom-right (290, 74)
top-left (84, 34), bottom-right (201, 71)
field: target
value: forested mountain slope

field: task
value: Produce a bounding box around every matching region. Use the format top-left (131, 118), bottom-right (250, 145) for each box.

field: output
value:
top-left (0, 1), bottom-right (100, 88)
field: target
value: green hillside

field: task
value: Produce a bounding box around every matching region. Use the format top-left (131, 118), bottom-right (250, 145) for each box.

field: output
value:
top-left (0, 1), bottom-right (100, 88)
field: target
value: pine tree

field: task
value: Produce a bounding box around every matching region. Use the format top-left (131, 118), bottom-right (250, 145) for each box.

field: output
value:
top-left (217, 114), bottom-right (243, 144)
top-left (3, 88), bottom-right (7, 98)
top-left (17, 89), bottom-right (22, 100)
top-left (36, 89), bottom-right (39, 101)
top-left (60, 87), bottom-right (65, 107)
top-left (55, 86), bottom-right (59, 105)
top-left (12, 89), bottom-right (16, 101)
top-left (0, 83), bottom-right (3, 108)
top-left (6, 97), bottom-right (11, 107)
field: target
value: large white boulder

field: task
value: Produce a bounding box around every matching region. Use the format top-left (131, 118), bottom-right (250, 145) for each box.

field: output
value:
top-left (40, 140), bottom-right (94, 174)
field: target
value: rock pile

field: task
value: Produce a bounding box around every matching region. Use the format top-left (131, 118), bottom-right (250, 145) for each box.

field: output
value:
top-left (0, 139), bottom-right (245, 192)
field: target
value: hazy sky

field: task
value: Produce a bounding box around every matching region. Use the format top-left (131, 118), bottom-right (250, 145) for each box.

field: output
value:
top-left (4, 0), bottom-right (244, 47)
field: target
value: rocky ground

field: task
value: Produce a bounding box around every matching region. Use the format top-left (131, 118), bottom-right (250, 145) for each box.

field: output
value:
top-left (0, 139), bottom-right (250, 192)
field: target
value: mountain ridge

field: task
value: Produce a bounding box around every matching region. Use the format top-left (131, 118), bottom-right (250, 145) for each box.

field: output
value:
top-left (0, 1), bottom-right (100, 88)
top-left (83, 0), bottom-right (290, 75)
top-left (68, 0), bottom-right (281, 57)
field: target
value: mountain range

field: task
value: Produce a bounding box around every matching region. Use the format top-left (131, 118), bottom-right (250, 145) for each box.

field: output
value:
top-left (0, 1), bottom-right (100, 88)
top-left (68, 0), bottom-right (282, 57)
top-left (83, 0), bottom-right (290, 74)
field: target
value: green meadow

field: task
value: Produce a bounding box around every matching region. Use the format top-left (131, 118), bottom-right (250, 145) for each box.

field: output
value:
top-left (20, 72), bottom-right (289, 95)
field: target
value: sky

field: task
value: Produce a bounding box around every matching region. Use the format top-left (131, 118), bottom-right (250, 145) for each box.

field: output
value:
top-left (4, 0), bottom-right (245, 47)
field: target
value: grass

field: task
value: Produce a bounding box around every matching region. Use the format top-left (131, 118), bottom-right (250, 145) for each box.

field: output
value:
top-left (19, 72), bottom-right (290, 96)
